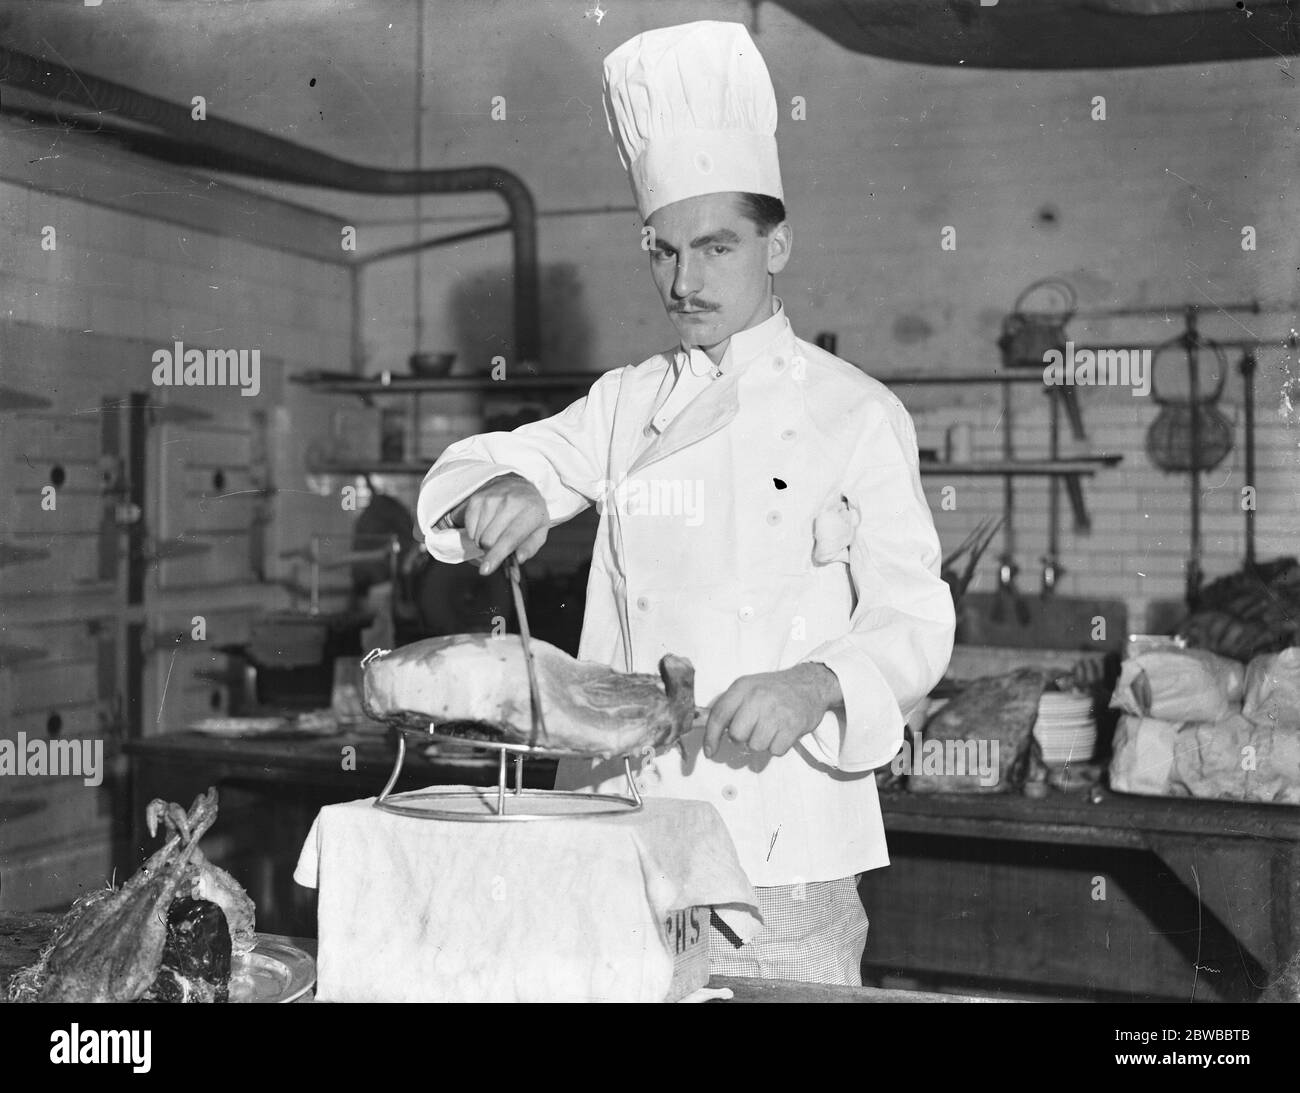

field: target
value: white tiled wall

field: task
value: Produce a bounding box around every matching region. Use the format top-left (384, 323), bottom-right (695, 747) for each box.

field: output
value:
top-left (0, 125), bottom-right (361, 910)
top-left (912, 371), bottom-right (1300, 628)
top-left (0, 127), bottom-right (361, 594)
top-left (348, 10), bottom-right (1300, 628)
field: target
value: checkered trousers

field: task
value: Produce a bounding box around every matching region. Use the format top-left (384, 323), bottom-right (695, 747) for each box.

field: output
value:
top-left (708, 875), bottom-right (868, 985)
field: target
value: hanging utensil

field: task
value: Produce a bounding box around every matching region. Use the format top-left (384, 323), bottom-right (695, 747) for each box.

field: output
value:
top-left (1042, 378), bottom-right (1063, 595)
top-left (1239, 349), bottom-right (1257, 570)
top-left (1145, 317), bottom-right (1234, 605)
top-left (999, 277), bottom-right (1087, 442)
top-left (989, 379), bottom-right (1031, 626)
top-left (942, 516), bottom-right (1004, 607)
top-left (999, 278), bottom-right (1081, 602)
top-left (991, 553), bottom-right (1031, 625)
top-left (999, 278), bottom-right (1078, 370)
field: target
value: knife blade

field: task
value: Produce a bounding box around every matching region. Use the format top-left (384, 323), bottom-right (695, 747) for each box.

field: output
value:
top-left (506, 554), bottom-right (547, 748)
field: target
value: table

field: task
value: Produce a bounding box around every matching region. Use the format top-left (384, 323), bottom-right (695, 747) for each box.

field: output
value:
top-left (869, 786), bottom-right (1300, 1000)
top-left (0, 913), bottom-right (985, 1003)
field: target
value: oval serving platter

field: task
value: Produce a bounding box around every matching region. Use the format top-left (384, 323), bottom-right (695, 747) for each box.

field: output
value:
top-left (229, 936), bottom-right (316, 1003)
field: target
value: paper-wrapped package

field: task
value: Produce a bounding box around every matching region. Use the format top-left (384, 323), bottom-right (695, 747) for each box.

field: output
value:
top-left (1109, 714), bottom-right (1181, 796)
top-left (1110, 712), bottom-right (1300, 804)
top-left (1172, 714), bottom-right (1300, 804)
top-left (1242, 647), bottom-right (1300, 731)
top-left (1110, 648), bottom-right (1244, 723)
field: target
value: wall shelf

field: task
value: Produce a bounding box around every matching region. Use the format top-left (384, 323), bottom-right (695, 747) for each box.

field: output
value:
top-left (290, 367), bottom-right (1061, 398)
top-left (309, 457), bottom-right (1120, 480)
top-left (291, 373), bottom-right (592, 397)
top-left (294, 368), bottom-right (1124, 533)
top-left (307, 460), bottom-right (437, 477)
top-left (919, 456), bottom-right (1121, 477)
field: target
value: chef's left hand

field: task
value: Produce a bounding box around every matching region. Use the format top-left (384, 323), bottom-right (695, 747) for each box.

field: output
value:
top-left (703, 663), bottom-right (842, 759)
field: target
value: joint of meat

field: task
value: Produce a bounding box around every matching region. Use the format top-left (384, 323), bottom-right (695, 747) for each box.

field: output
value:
top-left (363, 634), bottom-right (698, 757)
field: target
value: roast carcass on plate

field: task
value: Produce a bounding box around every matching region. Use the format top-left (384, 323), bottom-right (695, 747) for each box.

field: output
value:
top-left (8, 789), bottom-right (255, 1004)
top-left (361, 634), bottom-right (699, 757)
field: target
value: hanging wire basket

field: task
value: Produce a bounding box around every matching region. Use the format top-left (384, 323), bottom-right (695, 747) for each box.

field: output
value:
top-left (1145, 334), bottom-right (1234, 473)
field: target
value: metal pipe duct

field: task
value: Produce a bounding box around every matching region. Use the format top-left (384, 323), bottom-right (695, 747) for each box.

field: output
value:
top-left (0, 46), bottom-right (541, 366)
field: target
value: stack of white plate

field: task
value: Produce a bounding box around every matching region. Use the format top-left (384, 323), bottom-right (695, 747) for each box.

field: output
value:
top-left (1033, 692), bottom-right (1096, 765)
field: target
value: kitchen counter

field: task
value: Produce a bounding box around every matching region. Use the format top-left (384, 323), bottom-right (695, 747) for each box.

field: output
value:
top-left (879, 783), bottom-right (1300, 843)
top-left (868, 785), bottom-right (1300, 999)
top-left (0, 913), bottom-right (984, 1003)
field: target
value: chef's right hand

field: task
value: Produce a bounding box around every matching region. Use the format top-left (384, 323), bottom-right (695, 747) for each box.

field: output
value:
top-left (449, 473), bottom-right (549, 575)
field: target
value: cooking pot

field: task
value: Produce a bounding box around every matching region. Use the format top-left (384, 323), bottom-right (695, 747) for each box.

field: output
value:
top-left (220, 610), bottom-right (372, 709)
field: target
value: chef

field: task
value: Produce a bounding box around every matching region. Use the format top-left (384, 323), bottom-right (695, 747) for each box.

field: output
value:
top-left (415, 20), bottom-right (954, 984)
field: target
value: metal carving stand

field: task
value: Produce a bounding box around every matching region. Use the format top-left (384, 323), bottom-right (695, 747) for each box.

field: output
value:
top-left (373, 726), bottom-right (643, 821)
top-left (369, 547), bottom-right (645, 820)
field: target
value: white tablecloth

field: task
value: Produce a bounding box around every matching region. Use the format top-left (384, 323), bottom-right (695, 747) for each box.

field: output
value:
top-left (294, 792), bottom-right (759, 1001)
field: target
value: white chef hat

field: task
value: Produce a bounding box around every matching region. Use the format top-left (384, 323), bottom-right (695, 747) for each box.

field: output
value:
top-left (602, 20), bottom-right (783, 221)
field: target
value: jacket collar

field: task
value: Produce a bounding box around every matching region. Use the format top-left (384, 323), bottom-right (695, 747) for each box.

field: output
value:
top-left (675, 296), bottom-right (790, 379)
top-left (629, 298), bottom-right (792, 477)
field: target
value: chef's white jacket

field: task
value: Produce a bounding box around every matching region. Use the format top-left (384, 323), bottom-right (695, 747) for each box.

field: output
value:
top-left (415, 301), bottom-right (955, 885)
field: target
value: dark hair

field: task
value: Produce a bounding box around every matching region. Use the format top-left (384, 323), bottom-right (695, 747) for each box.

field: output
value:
top-left (734, 193), bottom-right (787, 236)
